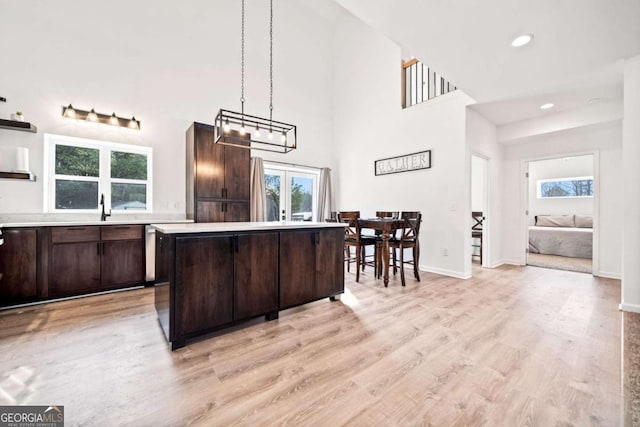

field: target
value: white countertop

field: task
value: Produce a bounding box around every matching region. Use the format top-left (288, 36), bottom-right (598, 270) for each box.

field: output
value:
top-left (152, 221), bottom-right (347, 234)
top-left (1, 219), bottom-right (193, 228)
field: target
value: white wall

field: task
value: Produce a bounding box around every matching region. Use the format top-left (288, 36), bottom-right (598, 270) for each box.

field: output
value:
top-left (528, 155), bottom-right (594, 221)
top-left (470, 156), bottom-right (485, 212)
top-left (502, 122), bottom-right (623, 278)
top-left (466, 109), bottom-right (504, 269)
top-left (333, 11), bottom-right (475, 279)
top-left (0, 0), bottom-right (335, 219)
top-left (622, 53), bottom-right (640, 312)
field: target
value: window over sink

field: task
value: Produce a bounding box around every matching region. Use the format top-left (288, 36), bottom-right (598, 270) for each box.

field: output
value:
top-left (44, 134), bottom-right (152, 213)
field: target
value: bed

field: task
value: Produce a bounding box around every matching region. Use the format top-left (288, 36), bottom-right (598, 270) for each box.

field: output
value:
top-left (528, 215), bottom-right (593, 259)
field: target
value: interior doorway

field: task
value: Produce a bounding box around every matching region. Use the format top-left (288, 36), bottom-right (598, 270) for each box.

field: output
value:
top-left (525, 154), bottom-right (595, 274)
top-left (471, 154), bottom-right (489, 268)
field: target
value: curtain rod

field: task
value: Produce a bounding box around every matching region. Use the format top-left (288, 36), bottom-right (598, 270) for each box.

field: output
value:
top-left (259, 158), bottom-right (328, 171)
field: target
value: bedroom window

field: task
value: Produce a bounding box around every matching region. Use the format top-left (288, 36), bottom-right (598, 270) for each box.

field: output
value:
top-left (44, 133), bottom-right (153, 213)
top-left (537, 176), bottom-right (594, 199)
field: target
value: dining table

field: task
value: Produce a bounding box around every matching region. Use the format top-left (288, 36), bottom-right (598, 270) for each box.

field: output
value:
top-left (358, 218), bottom-right (405, 287)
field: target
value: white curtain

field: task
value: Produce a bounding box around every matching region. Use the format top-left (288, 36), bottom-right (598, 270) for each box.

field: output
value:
top-left (250, 157), bottom-right (266, 222)
top-left (317, 167), bottom-right (333, 222)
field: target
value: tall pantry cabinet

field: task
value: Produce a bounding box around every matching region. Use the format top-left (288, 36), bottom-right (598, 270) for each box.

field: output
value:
top-left (186, 122), bottom-right (251, 222)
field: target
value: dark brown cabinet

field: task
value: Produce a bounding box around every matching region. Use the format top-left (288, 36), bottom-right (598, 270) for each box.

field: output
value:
top-left (49, 224), bottom-right (144, 298)
top-left (279, 228), bottom-right (344, 309)
top-left (234, 232), bottom-right (279, 320)
top-left (101, 225), bottom-right (144, 288)
top-left (171, 232), bottom-right (278, 339)
top-left (176, 235), bottom-right (234, 336)
top-left (186, 122), bottom-right (250, 222)
top-left (50, 226), bottom-right (101, 296)
top-left (0, 228), bottom-right (38, 304)
top-left (156, 226), bottom-right (344, 350)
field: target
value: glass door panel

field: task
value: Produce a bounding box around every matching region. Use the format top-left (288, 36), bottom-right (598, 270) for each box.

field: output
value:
top-left (265, 170), bottom-right (285, 221)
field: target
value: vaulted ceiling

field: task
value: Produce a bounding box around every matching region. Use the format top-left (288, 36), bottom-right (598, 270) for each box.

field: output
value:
top-left (331, 0), bottom-right (640, 125)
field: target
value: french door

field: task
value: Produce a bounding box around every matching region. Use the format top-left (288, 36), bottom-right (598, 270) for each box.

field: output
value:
top-left (264, 167), bottom-right (318, 222)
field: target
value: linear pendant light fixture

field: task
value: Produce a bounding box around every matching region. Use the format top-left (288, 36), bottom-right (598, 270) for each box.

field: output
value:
top-left (62, 104), bottom-right (140, 130)
top-left (214, 0), bottom-right (296, 153)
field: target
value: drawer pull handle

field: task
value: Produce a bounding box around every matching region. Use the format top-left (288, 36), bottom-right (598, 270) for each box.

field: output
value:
top-left (68, 227), bottom-right (86, 231)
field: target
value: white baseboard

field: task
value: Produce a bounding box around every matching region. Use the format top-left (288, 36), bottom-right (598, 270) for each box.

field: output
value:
top-left (595, 271), bottom-right (621, 280)
top-left (420, 265), bottom-right (471, 280)
top-left (491, 259), bottom-right (522, 268)
top-left (620, 302), bottom-right (640, 314)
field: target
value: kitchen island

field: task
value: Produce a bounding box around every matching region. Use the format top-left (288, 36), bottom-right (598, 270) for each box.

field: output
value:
top-left (152, 221), bottom-right (346, 350)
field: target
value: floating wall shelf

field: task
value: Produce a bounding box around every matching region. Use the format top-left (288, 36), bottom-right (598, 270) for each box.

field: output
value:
top-left (0, 118), bottom-right (37, 133)
top-left (0, 171), bottom-right (36, 181)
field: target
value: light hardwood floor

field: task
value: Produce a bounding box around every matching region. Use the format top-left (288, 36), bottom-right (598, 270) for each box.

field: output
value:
top-left (0, 264), bottom-right (621, 426)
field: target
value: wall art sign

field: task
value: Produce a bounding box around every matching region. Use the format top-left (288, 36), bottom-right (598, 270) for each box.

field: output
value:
top-left (374, 150), bottom-right (431, 176)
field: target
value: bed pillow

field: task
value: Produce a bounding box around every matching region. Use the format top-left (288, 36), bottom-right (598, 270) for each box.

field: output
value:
top-left (535, 215), bottom-right (575, 227)
top-left (575, 215), bottom-right (593, 228)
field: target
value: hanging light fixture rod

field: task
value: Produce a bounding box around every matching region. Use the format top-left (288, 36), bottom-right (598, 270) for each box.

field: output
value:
top-left (214, 0), bottom-right (296, 153)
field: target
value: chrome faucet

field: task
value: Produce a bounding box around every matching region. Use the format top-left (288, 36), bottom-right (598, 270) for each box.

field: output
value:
top-left (100, 194), bottom-right (111, 221)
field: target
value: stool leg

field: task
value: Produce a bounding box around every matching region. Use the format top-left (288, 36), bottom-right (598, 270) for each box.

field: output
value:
top-left (399, 246), bottom-right (406, 286)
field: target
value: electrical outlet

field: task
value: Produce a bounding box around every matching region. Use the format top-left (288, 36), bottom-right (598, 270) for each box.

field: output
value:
top-left (442, 248), bottom-right (448, 256)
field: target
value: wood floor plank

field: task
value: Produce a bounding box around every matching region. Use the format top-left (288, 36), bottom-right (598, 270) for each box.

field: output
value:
top-left (0, 264), bottom-right (622, 425)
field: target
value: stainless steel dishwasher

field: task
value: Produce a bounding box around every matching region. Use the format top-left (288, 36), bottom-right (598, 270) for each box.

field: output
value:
top-left (145, 225), bottom-right (155, 283)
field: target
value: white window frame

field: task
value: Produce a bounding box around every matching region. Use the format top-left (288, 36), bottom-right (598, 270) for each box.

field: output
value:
top-left (536, 175), bottom-right (594, 199)
top-left (43, 133), bottom-right (153, 213)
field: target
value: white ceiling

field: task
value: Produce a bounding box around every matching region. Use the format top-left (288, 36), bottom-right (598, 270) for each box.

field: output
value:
top-left (332, 0), bottom-right (640, 125)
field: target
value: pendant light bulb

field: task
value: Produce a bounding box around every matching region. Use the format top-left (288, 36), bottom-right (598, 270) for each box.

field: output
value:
top-left (128, 116), bottom-right (139, 130)
top-left (268, 131), bottom-right (274, 140)
top-left (223, 119), bottom-right (230, 133)
top-left (239, 124), bottom-right (246, 135)
top-left (280, 131), bottom-right (286, 142)
top-left (255, 124), bottom-right (261, 137)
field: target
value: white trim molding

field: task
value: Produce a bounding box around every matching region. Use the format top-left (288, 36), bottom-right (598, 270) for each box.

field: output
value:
top-left (491, 259), bottom-right (522, 268)
top-left (421, 265), bottom-right (472, 280)
top-left (596, 271), bottom-right (622, 280)
top-left (620, 302), bottom-right (640, 314)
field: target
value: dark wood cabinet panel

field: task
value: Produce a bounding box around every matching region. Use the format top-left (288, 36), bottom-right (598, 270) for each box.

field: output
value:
top-left (316, 228), bottom-right (345, 297)
top-left (186, 122), bottom-right (250, 223)
top-left (176, 236), bottom-right (234, 336)
top-left (101, 225), bottom-right (143, 241)
top-left (234, 233), bottom-right (278, 320)
top-left (279, 230), bottom-right (316, 308)
top-left (51, 226), bottom-right (100, 243)
top-left (225, 140), bottom-right (250, 201)
top-left (50, 242), bottom-right (101, 295)
top-left (196, 201), bottom-right (226, 222)
top-left (194, 123), bottom-right (225, 199)
top-left (226, 202), bottom-right (250, 222)
top-left (0, 228), bottom-right (38, 303)
top-left (102, 240), bottom-right (144, 288)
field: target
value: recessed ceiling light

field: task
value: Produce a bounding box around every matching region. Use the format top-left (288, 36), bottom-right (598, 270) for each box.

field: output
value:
top-left (540, 103), bottom-right (554, 110)
top-left (511, 34), bottom-right (534, 47)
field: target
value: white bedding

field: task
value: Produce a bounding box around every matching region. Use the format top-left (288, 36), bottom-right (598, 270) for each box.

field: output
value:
top-left (528, 226), bottom-right (593, 259)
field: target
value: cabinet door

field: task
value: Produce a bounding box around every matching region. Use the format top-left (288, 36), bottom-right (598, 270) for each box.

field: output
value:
top-left (234, 233), bottom-right (278, 320)
top-left (196, 201), bottom-right (226, 222)
top-left (225, 201), bottom-right (250, 222)
top-left (175, 236), bottom-right (233, 336)
top-left (224, 143), bottom-right (250, 200)
top-left (50, 242), bottom-right (101, 296)
top-left (315, 228), bottom-right (345, 297)
top-left (194, 124), bottom-right (225, 199)
top-left (102, 240), bottom-right (144, 288)
top-left (0, 228), bottom-right (37, 303)
top-left (279, 230), bottom-right (316, 308)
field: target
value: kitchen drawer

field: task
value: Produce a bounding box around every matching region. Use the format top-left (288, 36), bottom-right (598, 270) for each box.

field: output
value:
top-left (101, 224), bottom-right (143, 241)
top-left (51, 226), bottom-right (100, 243)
